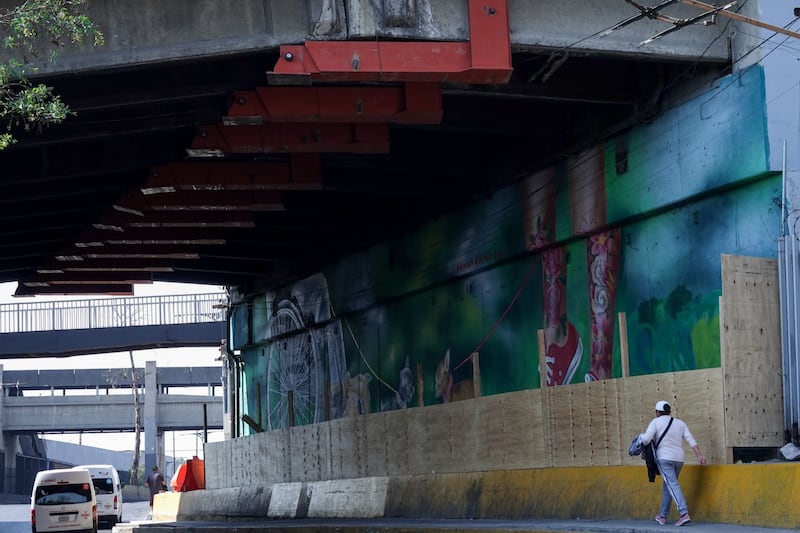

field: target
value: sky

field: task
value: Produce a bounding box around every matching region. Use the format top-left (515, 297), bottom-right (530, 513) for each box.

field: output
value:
top-left (0, 280), bottom-right (227, 457)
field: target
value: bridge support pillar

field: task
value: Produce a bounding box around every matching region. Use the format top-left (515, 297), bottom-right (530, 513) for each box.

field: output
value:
top-left (0, 365), bottom-right (17, 498)
top-left (144, 360), bottom-right (164, 472)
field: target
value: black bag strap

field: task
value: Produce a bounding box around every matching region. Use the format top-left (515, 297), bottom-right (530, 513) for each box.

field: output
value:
top-left (654, 417), bottom-right (674, 449)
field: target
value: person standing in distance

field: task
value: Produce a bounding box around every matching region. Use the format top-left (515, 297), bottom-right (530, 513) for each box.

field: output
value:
top-left (145, 465), bottom-right (167, 509)
top-left (639, 400), bottom-right (706, 527)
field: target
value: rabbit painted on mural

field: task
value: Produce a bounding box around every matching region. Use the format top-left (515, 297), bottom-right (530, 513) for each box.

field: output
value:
top-left (434, 348), bottom-right (475, 403)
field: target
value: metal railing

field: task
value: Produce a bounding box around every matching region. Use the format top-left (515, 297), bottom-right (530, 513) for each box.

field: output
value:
top-left (0, 292), bottom-right (227, 334)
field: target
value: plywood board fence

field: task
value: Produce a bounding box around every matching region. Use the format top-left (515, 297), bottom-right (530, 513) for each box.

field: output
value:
top-left (206, 368), bottom-right (725, 489)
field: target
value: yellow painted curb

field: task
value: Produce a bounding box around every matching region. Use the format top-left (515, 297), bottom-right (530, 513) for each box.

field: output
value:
top-left (384, 464), bottom-right (800, 529)
top-left (153, 464), bottom-right (800, 529)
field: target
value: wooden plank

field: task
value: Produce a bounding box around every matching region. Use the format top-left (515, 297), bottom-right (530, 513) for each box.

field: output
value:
top-left (673, 369), bottom-right (725, 463)
top-left (449, 400), bottom-right (477, 472)
top-left (263, 428), bottom-right (291, 482)
top-left (721, 254), bottom-right (784, 447)
top-left (406, 404), bottom-right (436, 475)
top-left (383, 408), bottom-right (410, 476)
top-left (329, 416), bottom-right (361, 479)
top-left (417, 362), bottom-right (425, 407)
top-left (537, 329), bottom-right (547, 386)
top-left (621, 375), bottom-right (651, 466)
top-left (474, 390), bottom-right (543, 469)
top-left (412, 402), bottom-right (459, 474)
top-left (618, 312), bottom-right (630, 378)
top-left (549, 385), bottom-right (580, 466)
top-left (568, 383), bottom-right (593, 467)
top-left (472, 352), bottom-right (482, 398)
top-left (365, 412), bottom-right (388, 476)
top-left (540, 385), bottom-right (555, 467)
top-left (584, 379), bottom-right (623, 466)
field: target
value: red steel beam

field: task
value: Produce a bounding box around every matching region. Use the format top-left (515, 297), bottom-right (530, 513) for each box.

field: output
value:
top-left (117, 190), bottom-right (286, 212)
top-left (269, 0), bottom-right (511, 83)
top-left (15, 284), bottom-right (134, 296)
top-left (225, 84), bottom-right (442, 125)
top-left (25, 271), bottom-right (155, 285)
top-left (190, 123), bottom-right (390, 155)
top-left (146, 156), bottom-right (322, 193)
top-left (76, 227), bottom-right (227, 245)
top-left (95, 210), bottom-right (255, 229)
top-left (37, 258), bottom-right (177, 272)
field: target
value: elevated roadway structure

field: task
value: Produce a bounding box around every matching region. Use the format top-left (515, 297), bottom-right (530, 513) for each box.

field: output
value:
top-left (4, 2), bottom-right (799, 527)
top-left (0, 0), bottom-right (742, 296)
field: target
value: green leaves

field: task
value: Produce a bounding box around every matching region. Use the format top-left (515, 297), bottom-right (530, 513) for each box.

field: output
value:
top-left (0, 0), bottom-right (103, 149)
top-left (2, 82), bottom-right (71, 124)
top-left (3, 0), bottom-right (104, 54)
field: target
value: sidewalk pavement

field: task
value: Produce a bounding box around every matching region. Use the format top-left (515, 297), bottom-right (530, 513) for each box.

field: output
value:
top-left (113, 517), bottom-right (800, 533)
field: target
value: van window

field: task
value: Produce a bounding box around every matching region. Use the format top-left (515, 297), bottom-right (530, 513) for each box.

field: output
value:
top-left (92, 478), bottom-right (114, 495)
top-left (35, 483), bottom-right (93, 505)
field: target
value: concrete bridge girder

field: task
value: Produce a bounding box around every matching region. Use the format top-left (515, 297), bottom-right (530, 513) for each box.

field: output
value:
top-left (0, 0), bottom-right (734, 77)
top-left (1, 395), bottom-right (223, 432)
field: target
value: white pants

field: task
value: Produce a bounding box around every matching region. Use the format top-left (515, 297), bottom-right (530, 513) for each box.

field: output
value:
top-left (657, 459), bottom-right (688, 517)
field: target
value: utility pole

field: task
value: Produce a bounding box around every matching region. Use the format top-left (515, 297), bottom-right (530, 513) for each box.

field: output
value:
top-left (129, 351), bottom-right (142, 485)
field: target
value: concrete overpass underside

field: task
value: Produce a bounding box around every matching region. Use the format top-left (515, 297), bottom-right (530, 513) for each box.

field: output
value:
top-left (0, 0), bottom-right (735, 297)
top-left (0, 322), bottom-right (224, 358)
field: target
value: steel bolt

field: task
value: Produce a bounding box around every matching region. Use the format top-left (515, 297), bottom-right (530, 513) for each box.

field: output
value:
top-left (284, 52), bottom-right (294, 62)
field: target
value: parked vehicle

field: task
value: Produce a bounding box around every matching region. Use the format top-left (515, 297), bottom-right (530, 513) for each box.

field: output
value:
top-left (31, 468), bottom-right (98, 533)
top-left (72, 464), bottom-right (123, 527)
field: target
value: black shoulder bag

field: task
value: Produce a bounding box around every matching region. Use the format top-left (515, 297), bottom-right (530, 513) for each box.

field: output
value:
top-left (643, 417), bottom-right (673, 482)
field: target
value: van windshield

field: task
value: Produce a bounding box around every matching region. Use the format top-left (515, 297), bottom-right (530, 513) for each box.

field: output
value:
top-left (35, 484), bottom-right (92, 505)
top-left (92, 478), bottom-right (114, 495)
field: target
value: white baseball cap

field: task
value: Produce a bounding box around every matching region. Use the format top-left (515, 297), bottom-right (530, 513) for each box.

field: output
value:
top-left (655, 400), bottom-right (670, 412)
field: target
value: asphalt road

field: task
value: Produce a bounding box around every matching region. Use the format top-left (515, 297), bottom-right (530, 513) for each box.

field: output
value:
top-left (0, 499), bottom-right (151, 533)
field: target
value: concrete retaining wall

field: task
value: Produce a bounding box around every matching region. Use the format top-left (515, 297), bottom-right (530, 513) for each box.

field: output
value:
top-left (153, 464), bottom-right (800, 529)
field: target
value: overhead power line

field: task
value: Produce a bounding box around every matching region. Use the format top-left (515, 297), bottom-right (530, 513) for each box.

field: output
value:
top-left (606, 0), bottom-right (800, 45)
top-left (680, 0), bottom-right (800, 40)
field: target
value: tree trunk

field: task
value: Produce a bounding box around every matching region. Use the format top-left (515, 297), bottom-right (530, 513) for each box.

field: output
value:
top-left (129, 351), bottom-right (142, 485)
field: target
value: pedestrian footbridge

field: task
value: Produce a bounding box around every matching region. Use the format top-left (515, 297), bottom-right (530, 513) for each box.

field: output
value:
top-left (0, 292), bottom-right (227, 358)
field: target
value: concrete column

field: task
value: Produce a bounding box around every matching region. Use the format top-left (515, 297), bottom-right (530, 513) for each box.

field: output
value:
top-left (0, 364), bottom-right (7, 495)
top-left (144, 360), bottom-right (158, 471)
top-left (0, 364), bottom-right (17, 498)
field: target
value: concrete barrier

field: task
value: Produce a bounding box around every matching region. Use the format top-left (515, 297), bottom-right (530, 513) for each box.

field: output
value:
top-left (122, 485), bottom-right (150, 502)
top-left (152, 464), bottom-right (800, 529)
top-left (153, 486), bottom-right (271, 522)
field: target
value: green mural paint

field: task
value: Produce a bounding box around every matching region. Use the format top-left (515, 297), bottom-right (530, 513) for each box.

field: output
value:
top-left (231, 65), bottom-right (777, 428)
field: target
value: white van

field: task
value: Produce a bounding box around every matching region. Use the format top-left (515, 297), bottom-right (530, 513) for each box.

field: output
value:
top-left (72, 464), bottom-right (123, 527)
top-left (31, 468), bottom-right (97, 533)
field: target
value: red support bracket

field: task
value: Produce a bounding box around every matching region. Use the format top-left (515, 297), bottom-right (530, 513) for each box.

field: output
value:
top-left (225, 83), bottom-right (443, 125)
top-left (269, 0), bottom-right (512, 84)
top-left (189, 123), bottom-right (390, 155)
top-left (146, 156), bottom-right (322, 192)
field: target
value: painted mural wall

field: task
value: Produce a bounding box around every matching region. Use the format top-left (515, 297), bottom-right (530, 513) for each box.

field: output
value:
top-left (230, 65), bottom-right (779, 434)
